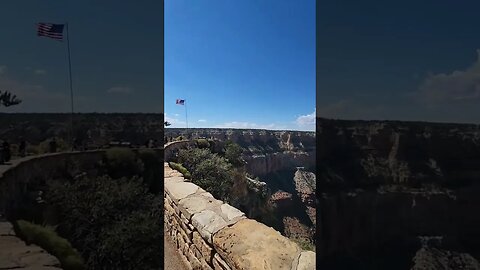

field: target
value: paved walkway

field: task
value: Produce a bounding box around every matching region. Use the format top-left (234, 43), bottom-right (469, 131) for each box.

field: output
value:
top-left (0, 221), bottom-right (61, 269)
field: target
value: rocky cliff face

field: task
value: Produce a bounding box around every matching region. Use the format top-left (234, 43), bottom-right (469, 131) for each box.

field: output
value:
top-left (0, 113), bottom-right (164, 146)
top-left (166, 128), bottom-right (317, 248)
top-left (165, 128), bottom-right (316, 175)
top-left (317, 118), bottom-right (480, 269)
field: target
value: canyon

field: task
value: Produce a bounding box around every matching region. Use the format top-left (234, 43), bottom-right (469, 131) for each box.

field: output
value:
top-left (317, 118), bottom-right (480, 269)
top-left (165, 128), bottom-right (317, 248)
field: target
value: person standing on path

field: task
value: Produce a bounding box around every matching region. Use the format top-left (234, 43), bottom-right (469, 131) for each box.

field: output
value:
top-left (49, 138), bottom-right (57, 153)
top-left (19, 138), bottom-right (26, 157)
top-left (2, 140), bottom-right (11, 162)
top-left (0, 141), bottom-right (4, 164)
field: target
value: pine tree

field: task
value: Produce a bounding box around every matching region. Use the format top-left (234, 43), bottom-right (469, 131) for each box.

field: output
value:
top-left (0, 91), bottom-right (21, 107)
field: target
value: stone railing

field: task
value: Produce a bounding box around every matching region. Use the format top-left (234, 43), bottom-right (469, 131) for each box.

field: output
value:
top-left (0, 147), bottom-right (162, 217)
top-left (164, 140), bottom-right (196, 161)
top-left (0, 150), bottom-right (106, 216)
top-left (164, 163), bottom-right (316, 270)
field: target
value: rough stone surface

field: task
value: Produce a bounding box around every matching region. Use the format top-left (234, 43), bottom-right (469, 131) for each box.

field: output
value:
top-left (411, 247), bottom-right (480, 270)
top-left (192, 210), bottom-right (228, 243)
top-left (213, 219), bottom-right (301, 270)
top-left (0, 221), bottom-right (15, 235)
top-left (164, 233), bottom-right (188, 270)
top-left (178, 194), bottom-right (223, 219)
top-left (295, 251), bottom-right (316, 270)
top-left (163, 148), bottom-right (316, 270)
top-left (166, 181), bottom-right (200, 202)
top-left (213, 253), bottom-right (232, 270)
top-left (219, 203), bottom-right (245, 221)
top-left (165, 176), bottom-right (186, 183)
top-left (193, 231), bottom-right (214, 263)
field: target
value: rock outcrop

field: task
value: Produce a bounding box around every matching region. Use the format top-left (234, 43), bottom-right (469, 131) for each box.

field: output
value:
top-left (317, 118), bottom-right (480, 269)
top-left (164, 131), bottom-right (317, 252)
top-left (164, 162), bottom-right (316, 270)
top-left (165, 128), bottom-right (316, 176)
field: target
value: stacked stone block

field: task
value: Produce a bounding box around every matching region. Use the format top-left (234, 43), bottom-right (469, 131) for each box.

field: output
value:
top-left (164, 162), bottom-right (316, 270)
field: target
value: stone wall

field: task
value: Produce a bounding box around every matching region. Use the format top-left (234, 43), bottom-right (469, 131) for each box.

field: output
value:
top-left (0, 148), bottom-right (162, 217)
top-left (164, 140), bottom-right (196, 161)
top-left (0, 150), bottom-right (106, 217)
top-left (164, 163), bottom-right (316, 270)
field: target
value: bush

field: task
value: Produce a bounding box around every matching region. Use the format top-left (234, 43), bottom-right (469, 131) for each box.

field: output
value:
top-left (26, 144), bottom-right (40, 155)
top-left (138, 149), bottom-right (162, 193)
top-left (195, 139), bottom-right (210, 149)
top-left (104, 148), bottom-right (141, 178)
top-left (178, 148), bottom-right (212, 171)
top-left (224, 142), bottom-right (244, 166)
top-left (46, 175), bottom-right (162, 269)
top-left (38, 138), bottom-right (70, 153)
top-left (169, 162), bottom-right (191, 179)
top-left (291, 237), bottom-right (316, 252)
top-left (193, 155), bottom-right (234, 201)
top-left (14, 220), bottom-right (85, 270)
top-left (177, 148), bottom-right (233, 201)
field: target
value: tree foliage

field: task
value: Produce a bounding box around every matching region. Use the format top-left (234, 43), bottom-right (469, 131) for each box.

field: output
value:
top-left (178, 148), bottom-right (234, 201)
top-left (45, 175), bottom-right (162, 270)
top-left (224, 141), bottom-right (244, 167)
top-left (0, 90), bottom-right (21, 107)
top-left (103, 148), bottom-right (141, 179)
top-left (138, 149), bottom-right (162, 193)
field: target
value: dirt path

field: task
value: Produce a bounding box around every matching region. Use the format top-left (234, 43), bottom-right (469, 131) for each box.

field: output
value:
top-left (164, 233), bottom-right (188, 270)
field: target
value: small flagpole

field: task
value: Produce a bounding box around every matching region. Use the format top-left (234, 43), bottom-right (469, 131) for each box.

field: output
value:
top-left (185, 99), bottom-right (188, 137)
top-left (65, 23), bottom-right (74, 150)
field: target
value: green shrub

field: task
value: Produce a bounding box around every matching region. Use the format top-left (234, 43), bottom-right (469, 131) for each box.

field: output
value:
top-left (26, 144), bottom-right (40, 155)
top-left (195, 139), bottom-right (210, 149)
top-left (46, 176), bottom-right (162, 269)
top-left (138, 149), bottom-right (162, 193)
top-left (15, 220), bottom-right (85, 270)
top-left (224, 142), bottom-right (244, 166)
top-left (291, 237), bottom-right (316, 252)
top-left (178, 148), bottom-right (212, 171)
top-left (177, 148), bottom-right (233, 201)
top-left (38, 138), bottom-right (70, 153)
top-left (104, 148), bottom-right (140, 178)
top-left (192, 154), bottom-right (233, 201)
top-left (169, 162), bottom-right (191, 179)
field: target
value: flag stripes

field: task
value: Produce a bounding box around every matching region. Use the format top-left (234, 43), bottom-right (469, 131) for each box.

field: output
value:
top-left (176, 99), bottom-right (185, 105)
top-left (37, 23), bottom-right (64, 40)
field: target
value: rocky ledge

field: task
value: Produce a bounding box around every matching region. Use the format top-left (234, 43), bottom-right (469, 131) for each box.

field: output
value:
top-left (164, 163), bottom-right (315, 270)
top-left (317, 118), bottom-right (480, 268)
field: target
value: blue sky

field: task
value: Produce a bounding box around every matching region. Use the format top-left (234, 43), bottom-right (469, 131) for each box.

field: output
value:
top-left (165, 0), bottom-right (316, 131)
top-left (317, 0), bottom-right (480, 124)
top-left (0, 1), bottom-right (163, 113)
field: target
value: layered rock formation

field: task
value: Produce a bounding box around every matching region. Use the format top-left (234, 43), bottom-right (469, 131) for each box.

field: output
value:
top-left (164, 162), bottom-right (316, 270)
top-left (0, 113), bottom-right (164, 146)
top-left (165, 128), bottom-right (317, 249)
top-left (317, 118), bottom-right (480, 269)
top-left (165, 128), bottom-right (316, 175)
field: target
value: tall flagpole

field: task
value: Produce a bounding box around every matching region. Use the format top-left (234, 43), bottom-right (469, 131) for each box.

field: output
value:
top-left (66, 23), bottom-right (74, 150)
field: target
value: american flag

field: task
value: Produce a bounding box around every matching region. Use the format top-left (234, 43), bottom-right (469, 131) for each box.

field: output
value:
top-left (176, 99), bottom-right (185, 105)
top-left (37, 23), bottom-right (64, 41)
